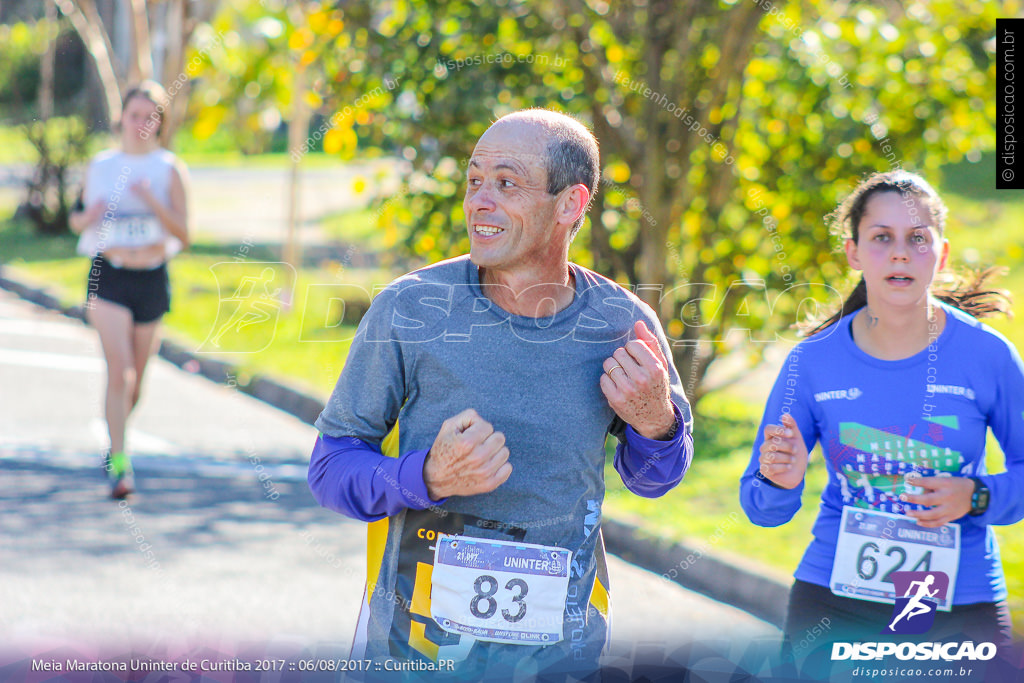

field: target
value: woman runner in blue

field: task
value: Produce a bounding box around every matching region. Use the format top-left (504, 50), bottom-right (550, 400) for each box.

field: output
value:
top-left (739, 171), bottom-right (1022, 667)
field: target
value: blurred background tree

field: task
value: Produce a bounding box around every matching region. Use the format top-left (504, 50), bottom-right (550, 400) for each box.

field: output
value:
top-left (0, 0), bottom-right (1005, 406)
top-left (311, 0), bottom-right (997, 408)
top-left (53, 0), bottom-right (220, 140)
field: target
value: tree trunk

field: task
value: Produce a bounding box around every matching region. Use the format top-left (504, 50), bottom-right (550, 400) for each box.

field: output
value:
top-left (127, 0), bottom-right (153, 82)
top-left (39, 1), bottom-right (57, 120)
top-left (54, 0), bottom-right (124, 126)
top-left (283, 67), bottom-right (312, 309)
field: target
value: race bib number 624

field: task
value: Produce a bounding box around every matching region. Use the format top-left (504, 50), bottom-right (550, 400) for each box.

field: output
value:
top-left (430, 535), bottom-right (572, 645)
top-left (830, 507), bottom-right (960, 610)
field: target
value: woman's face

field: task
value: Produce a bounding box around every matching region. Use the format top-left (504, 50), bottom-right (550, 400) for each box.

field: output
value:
top-left (121, 95), bottom-right (160, 146)
top-left (845, 190), bottom-right (949, 310)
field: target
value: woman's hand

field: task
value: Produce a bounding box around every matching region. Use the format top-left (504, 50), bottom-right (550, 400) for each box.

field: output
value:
top-left (128, 166), bottom-right (190, 249)
top-left (69, 199), bottom-right (105, 234)
top-left (758, 413), bottom-right (809, 489)
top-left (901, 474), bottom-right (975, 528)
top-left (129, 178), bottom-right (157, 207)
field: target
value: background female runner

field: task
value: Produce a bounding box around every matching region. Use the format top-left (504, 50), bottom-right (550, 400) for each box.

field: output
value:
top-left (69, 81), bottom-right (190, 498)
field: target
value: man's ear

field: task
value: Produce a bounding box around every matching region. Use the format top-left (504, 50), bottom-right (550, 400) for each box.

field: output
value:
top-left (556, 183), bottom-right (590, 229)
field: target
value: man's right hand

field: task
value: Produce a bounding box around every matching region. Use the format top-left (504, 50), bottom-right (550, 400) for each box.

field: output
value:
top-left (758, 413), bottom-right (809, 490)
top-left (423, 408), bottom-right (512, 499)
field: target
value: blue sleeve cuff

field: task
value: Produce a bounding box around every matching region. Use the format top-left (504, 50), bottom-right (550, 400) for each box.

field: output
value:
top-left (307, 434), bottom-right (447, 522)
top-left (739, 468), bottom-right (805, 527)
top-left (970, 471), bottom-right (1024, 527)
top-left (615, 403), bottom-right (693, 498)
top-left (382, 447), bottom-right (448, 511)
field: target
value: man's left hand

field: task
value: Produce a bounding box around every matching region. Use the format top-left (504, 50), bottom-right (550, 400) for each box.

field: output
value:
top-left (600, 320), bottom-right (676, 440)
top-left (901, 474), bottom-right (975, 528)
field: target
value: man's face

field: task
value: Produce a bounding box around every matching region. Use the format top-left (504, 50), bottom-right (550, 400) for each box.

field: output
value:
top-left (463, 120), bottom-right (567, 277)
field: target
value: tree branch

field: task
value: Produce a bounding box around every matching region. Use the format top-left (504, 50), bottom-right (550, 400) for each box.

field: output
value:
top-left (54, 0), bottom-right (123, 125)
top-left (128, 0), bottom-right (154, 82)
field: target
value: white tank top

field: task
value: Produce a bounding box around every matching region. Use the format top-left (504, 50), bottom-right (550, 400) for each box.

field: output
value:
top-left (76, 148), bottom-right (183, 258)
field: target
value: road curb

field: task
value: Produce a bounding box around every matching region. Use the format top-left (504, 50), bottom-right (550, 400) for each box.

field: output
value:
top-left (602, 519), bottom-right (788, 626)
top-left (0, 265), bottom-right (789, 627)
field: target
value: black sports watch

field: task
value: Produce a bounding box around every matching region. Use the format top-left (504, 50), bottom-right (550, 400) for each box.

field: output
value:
top-left (968, 477), bottom-right (990, 516)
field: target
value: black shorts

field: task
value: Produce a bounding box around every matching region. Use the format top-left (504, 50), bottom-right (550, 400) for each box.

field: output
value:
top-left (86, 255), bottom-right (171, 324)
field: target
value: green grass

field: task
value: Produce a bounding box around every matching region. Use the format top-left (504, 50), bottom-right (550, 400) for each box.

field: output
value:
top-left (320, 206), bottom-right (388, 250)
top-left (0, 123), bottom-right (34, 163)
top-left (0, 219), bottom-right (388, 398)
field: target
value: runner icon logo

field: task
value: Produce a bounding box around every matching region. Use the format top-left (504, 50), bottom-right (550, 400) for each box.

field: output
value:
top-left (883, 571), bottom-right (950, 635)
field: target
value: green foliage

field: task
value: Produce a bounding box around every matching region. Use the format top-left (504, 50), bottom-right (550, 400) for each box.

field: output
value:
top-left (276, 0), bottom-right (1000, 405)
top-left (21, 115), bottom-right (93, 235)
top-left (0, 20), bottom-right (85, 122)
top-left (0, 208), bottom-right (78, 261)
top-left (185, 1), bottom-right (353, 156)
top-left (0, 123), bottom-right (36, 163)
top-left (0, 21), bottom-right (49, 112)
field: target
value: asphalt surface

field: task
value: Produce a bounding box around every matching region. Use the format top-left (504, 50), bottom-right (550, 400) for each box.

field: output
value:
top-left (0, 287), bottom-right (779, 674)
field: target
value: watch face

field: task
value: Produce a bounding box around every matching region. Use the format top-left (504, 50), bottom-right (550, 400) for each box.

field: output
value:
top-left (971, 481), bottom-right (990, 516)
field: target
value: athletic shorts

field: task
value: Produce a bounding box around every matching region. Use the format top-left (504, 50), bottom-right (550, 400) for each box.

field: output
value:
top-left (87, 255), bottom-right (171, 324)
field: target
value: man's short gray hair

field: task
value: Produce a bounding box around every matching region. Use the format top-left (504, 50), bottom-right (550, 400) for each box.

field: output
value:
top-left (497, 109), bottom-right (600, 239)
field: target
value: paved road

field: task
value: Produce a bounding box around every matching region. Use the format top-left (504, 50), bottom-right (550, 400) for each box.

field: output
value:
top-left (0, 287), bottom-right (779, 673)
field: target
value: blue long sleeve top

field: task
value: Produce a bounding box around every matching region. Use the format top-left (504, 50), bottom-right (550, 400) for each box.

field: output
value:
top-left (740, 302), bottom-right (1024, 604)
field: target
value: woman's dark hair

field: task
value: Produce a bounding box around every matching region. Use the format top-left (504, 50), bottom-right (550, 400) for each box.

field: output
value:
top-left (805, 170), bottom-right (1012, 335)
top-left (120, 80), bottom-right (168, 135)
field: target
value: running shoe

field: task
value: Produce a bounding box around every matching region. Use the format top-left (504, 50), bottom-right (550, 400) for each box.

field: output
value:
top-left (104, 451), bottom-right (135, 499)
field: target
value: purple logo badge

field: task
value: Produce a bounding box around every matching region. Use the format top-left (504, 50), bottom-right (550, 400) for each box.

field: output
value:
top-left (883, 571), bottom-right (950, 635)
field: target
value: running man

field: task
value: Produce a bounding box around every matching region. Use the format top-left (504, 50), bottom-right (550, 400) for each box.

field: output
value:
top-left (308, 109), bottom-right (693, 680)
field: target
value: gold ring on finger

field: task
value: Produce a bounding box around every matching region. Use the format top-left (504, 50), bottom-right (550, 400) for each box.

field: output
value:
top-left (607, 364), bottom-right (625, 377)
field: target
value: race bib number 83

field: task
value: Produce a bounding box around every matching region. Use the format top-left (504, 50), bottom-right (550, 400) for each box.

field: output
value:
top-left (430, 535), bottom-right (571, 645)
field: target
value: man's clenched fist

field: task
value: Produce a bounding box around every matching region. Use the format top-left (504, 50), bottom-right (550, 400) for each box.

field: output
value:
top-left (423, 408), bottom-right (512, 499)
